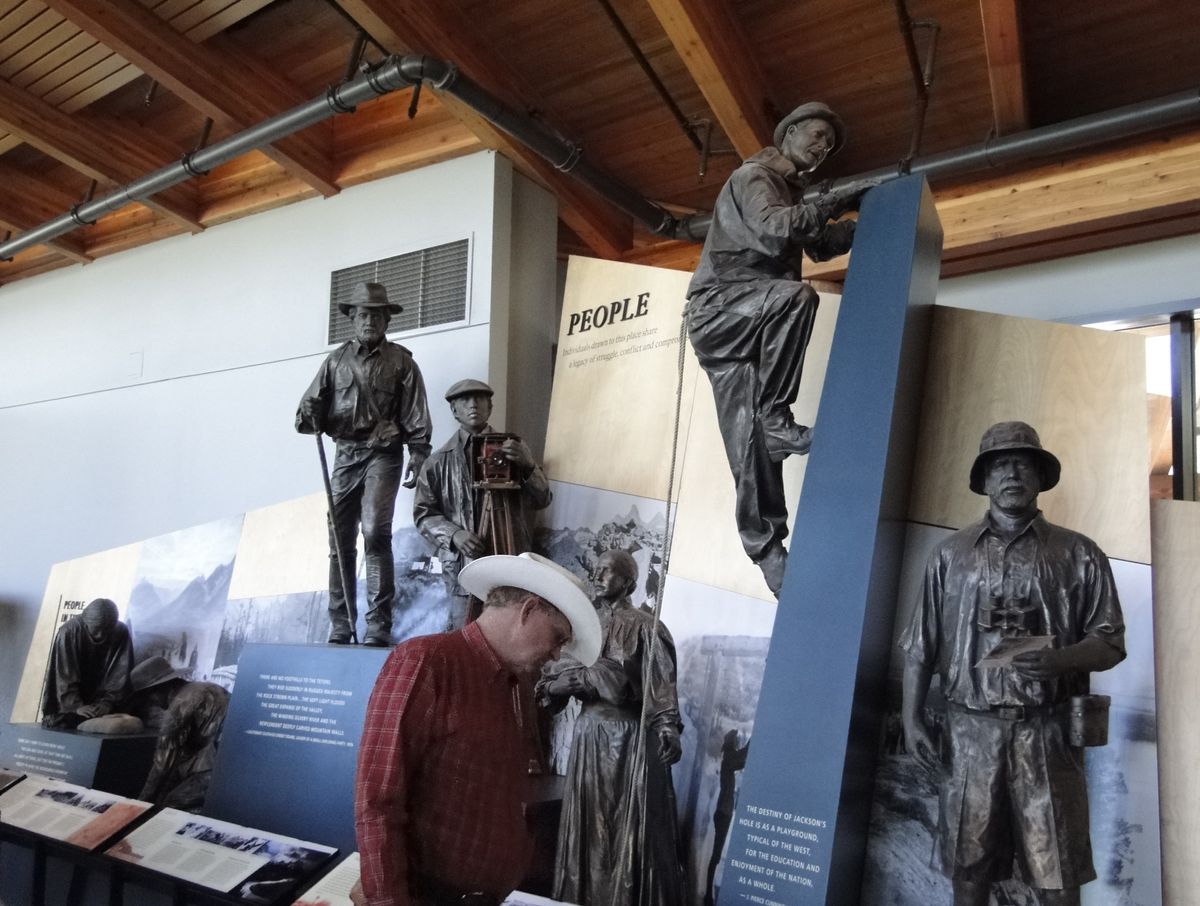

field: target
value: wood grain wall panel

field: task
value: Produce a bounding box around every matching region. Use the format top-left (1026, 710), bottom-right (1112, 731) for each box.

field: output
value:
top-left (909, 306), bottom-right (1150, 563)
top-left (1151, 498), bottom-right (1200, 906)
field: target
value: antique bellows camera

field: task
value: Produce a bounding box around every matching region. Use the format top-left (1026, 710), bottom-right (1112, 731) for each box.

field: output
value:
top-left (470, 433), bottom-right (521, 491)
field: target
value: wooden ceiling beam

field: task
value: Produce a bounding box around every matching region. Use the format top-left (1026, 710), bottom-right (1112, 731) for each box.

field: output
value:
top-left (0, 162), bottom-right (91, 263)
top-left (0, 215), bottom-right (90, 265)
top-left (979, 0), bottom-right (1029, 135)
top-left (0, 76), bottom-right (202, 232)
top-left (43, 0), bottom-right (339, 197)
top-left (338, 0), bottom-right (633, 259)
top-left (795, 128), bottom-right (1200, 281)
top-left (645, 0), bottom-right (774, 157)
top-left (0, 246), bottom-right (75, 286)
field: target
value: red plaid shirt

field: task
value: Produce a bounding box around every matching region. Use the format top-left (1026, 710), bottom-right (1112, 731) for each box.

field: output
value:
top-left (355, 622), bottom-right (532, 906)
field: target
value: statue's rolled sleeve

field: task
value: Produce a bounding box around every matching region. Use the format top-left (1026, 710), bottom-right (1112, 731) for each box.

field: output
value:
top-left (412, 463), bottom-right (462, 551)
top-left (295, 360), bottom-right (331, 435)
top-left (398, 361), bottom-right (432, 458)
top-left (521, 464), bottom-right (552, 509)
top-left (898, 556), bottom-right (943, 669)
top-left (1080, 545), bottom-right (1127, 657)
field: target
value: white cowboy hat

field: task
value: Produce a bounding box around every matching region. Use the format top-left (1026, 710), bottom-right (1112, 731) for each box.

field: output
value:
top-left (459, 552), bottom-right (601, 665)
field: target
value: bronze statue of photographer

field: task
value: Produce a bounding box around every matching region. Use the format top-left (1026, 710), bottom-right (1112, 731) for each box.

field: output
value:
top-left (413, 379), bottom-right (551, 629)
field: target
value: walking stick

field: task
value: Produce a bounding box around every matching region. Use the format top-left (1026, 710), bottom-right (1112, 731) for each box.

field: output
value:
top-left (316, 432), bottom-right (358, 644)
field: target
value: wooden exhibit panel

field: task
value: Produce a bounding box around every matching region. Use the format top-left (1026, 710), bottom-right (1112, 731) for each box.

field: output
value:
top-left (543, 255), bottom-right (701, 502)
top-left (1150, 499), bottom-right (1200, 906)
top-left (668, 293), bottom-right (841, 601)
top-left (909, 306), bottom-right (1150, 564)
top-left (226, 492), bottom-right (331, 601)
top-left (10, 542), bottom-right (141, 724)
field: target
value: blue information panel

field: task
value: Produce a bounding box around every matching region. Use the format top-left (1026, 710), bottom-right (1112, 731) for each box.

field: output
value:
top-left (719, 176), bottom-right (943, 904)
top-left (204, 643), bottom-right (389, 853)
top-left (0, 722), bottom-right (156, 798)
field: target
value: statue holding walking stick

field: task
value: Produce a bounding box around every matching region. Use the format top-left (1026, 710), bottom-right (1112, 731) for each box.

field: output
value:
top-left (296, 281), bottom-right (432, 646)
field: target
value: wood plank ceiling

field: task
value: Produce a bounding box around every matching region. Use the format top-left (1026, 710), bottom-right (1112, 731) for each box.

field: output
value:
top-left (0, 0), bottom-right (1198, 288)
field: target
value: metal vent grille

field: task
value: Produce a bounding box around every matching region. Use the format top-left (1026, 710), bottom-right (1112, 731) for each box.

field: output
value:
top-left (327, 239), bottom-right (470, 344)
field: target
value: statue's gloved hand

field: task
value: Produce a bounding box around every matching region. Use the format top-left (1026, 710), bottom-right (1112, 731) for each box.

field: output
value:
top-left (903, 718), bottom-right (939, 773)
top-left (401, 451), bottom-right (427, 489)
top-left (657, 726), bottom-right (683, 765)
top-left (299, 397), bottom-right (322, 431)
top-left (1012, 644), bottom-right (1087, 679)
top-left (817, 177), bottom-right (884, 219)
top-left (500, 437), bottom-right (536, 472)
top-left (544, 669), bottom-right (587, 699)
top-left (76, 703), bottom-right (105, 719)
top-left (452, 529), bottom-right (487, 558)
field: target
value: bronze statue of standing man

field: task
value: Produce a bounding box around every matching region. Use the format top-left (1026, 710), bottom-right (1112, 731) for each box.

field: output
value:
top-left (685, 102), bottom-right (877, 596)
top-left (297, 282), bottom-right (432, 646)
top-left (900, 422), bottom-right (1125, 906)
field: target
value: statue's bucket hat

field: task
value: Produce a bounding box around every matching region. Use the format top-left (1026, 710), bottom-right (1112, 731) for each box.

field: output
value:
top-left (338, 281), bottom-right (403, 316)
top-left (774, 101), bottom-right (847, 154)
top-left (459, 552), bottom-right (602, 666)
top-left (969, 420), bottom-right (1061, 494)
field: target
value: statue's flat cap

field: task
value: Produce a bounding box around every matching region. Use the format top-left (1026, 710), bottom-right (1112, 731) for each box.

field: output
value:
top-left (774, 102), bottom-right (846, 154)
top-left (338, 281), bottom-right (402, 316)
top-left (969, 420), bottom-right (1061, 494)
top-left (445, 378), bottom-right (494, 401)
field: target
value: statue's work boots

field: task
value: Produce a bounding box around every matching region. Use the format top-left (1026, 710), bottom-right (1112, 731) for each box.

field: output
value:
top-left (756, 542), bottom-right (788, 597)
top-left (761, 411), bottom-right (813, 462)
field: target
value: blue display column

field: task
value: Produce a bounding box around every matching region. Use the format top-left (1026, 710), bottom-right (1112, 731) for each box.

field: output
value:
top-left (719, 176), bottom-right (943, 905)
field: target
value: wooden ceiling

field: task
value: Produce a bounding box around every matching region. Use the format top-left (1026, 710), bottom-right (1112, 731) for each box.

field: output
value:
top-left (0, 0), bottom-right (1198, 288)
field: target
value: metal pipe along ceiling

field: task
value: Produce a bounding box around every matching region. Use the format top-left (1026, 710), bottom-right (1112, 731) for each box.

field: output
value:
top-left (1, 53), bottom-right (1198, 263)
top-left (0, 57), bottom-right (412, 262)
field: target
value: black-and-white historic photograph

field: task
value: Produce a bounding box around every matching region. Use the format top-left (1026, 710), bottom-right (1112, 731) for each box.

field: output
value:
top-left (126, 517), bottom-right (243, 681)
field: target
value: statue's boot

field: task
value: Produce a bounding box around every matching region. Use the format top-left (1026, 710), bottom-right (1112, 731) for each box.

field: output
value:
top-left (327, 557), bottom-right (355, 644)
top-left (761, 410), bottom-right (812, 462)
top-left (756, 542), bottom-right (788, 597)
top-left (361, 557), bottom-right (394, 646)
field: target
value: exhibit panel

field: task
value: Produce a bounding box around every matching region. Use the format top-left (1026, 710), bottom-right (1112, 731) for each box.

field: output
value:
top-left (718, 176), bottom-right (941, 905)
top-left (535, 226), bottom-right (1160, 905)
top-left (857, 308), bottom-right (1158, 905)
top-left (1150, 499), bottom-right (1200, 905)
top-left (542, 254), bottom-right (843, 603)
top-left (203, 644), bottom-right (388, 854)
top-left (910, 307), bottom-right (1150, 564)
top-left (543, 255), bottom-right (702, 503)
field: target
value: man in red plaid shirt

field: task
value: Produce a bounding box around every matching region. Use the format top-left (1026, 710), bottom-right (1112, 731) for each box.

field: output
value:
top-left (351, 552), bottom-right (601, 906)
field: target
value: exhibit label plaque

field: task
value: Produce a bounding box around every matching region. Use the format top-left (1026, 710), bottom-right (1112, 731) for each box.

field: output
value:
top-left (204, 643), bottom-right (388, 853)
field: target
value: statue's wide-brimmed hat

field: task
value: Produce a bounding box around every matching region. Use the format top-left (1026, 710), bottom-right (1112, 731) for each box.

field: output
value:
top-left (338, 281), bottom-right (402, 316)
top-left (459, 552), bottom-right (601, 666)
top-left (773, 101), bottom-right (846, 154)
top-left (969, 420), bottom-right (1061, 494)
top-left (445, 378), bottom-right (494, 402)
top-left (130, 656), bottom-right (191, 692)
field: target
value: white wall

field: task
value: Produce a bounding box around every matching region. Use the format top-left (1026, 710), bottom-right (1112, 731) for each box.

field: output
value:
top-left (938, 232), bottom-right (1200, 323)
top-left (0, 150), bottom-right (558, 724)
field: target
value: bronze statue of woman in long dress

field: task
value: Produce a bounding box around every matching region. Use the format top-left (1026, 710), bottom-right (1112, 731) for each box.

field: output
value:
top-left (538, 549), bottom-right (685, 906)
